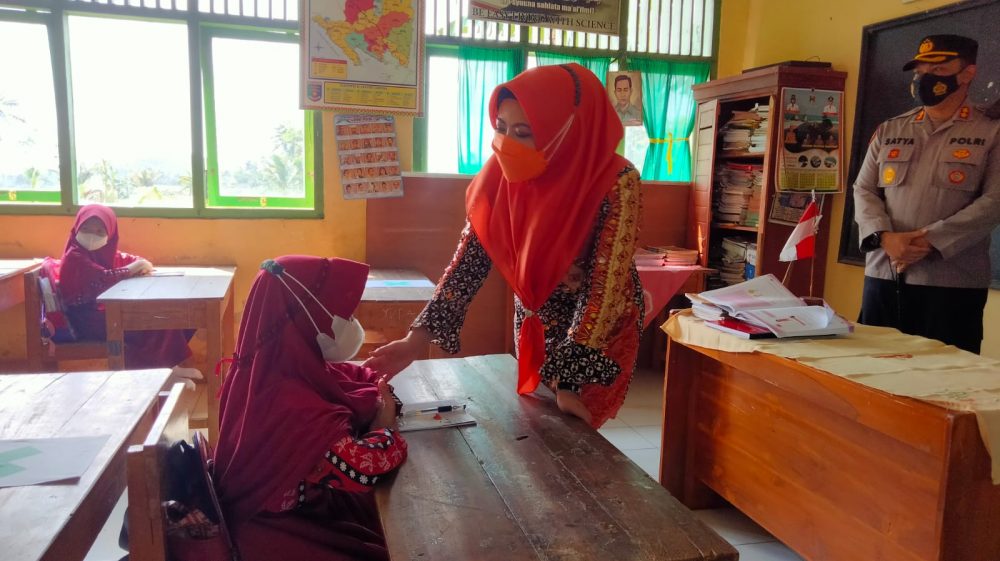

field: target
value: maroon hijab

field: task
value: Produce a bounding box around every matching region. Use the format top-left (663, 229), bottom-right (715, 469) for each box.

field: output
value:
top-left (60, 204), bottom-right (125, 302)
top-left (214, 255), bottom-right (376, 528)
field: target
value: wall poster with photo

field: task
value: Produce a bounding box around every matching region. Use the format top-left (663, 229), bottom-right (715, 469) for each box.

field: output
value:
top-left (776, 87), bottom-right (844, 193)
top-left (606, 71), bottom-right (643, 127)
top-left (335, 115), bottom-right (403, 200)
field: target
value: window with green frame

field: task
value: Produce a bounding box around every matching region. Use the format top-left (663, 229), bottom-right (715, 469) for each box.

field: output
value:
top-left (415, 0), bottom-right (719, 182)
top-left (0, 0), bottom-right (320, 217)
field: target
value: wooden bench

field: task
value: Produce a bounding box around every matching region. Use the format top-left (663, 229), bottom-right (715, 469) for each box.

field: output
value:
top-left (378, 355), bottom-right (737, 561)
top-left (126, 382), bottom-right (190, 561)
top-left (23, 265), bottom-right (107, 371)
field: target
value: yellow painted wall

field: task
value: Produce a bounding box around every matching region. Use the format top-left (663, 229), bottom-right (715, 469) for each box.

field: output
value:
top-left (717, 0), bottom-right (1000, 358)
top-left (0, 113), bottom-right (412, 363)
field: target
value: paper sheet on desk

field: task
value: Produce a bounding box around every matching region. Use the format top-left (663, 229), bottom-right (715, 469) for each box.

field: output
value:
top-left (0, 436), bottom-right (109, 488)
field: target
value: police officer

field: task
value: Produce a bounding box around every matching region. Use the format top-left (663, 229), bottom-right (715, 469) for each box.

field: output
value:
top-left (854, 34), bottom-right (1000, 354)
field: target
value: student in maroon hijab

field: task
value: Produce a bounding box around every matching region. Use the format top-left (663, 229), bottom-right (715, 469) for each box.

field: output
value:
top-left (214, 256), bottom-right (407, 561)
top-left (60, 204), bottom-right (201, 381)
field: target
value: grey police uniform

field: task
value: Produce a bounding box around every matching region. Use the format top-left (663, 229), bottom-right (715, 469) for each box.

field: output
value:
top-left (854, 102), bottom-right (1000, 289)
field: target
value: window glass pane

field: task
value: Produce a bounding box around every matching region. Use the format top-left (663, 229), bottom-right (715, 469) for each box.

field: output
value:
top-left (0, 21), bottom-right (60, 199)
top-left (425, 54), bottom-right (459, 174)
top-left (624, 125), bottom-right (649, 176)
top-left (211, 37), bottom-right (305, 199)
top-left (70, 16), bottom-right (192, 207)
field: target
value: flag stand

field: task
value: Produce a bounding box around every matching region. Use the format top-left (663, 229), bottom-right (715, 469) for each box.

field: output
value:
top-left (782, 260), bottom-right (794, 286)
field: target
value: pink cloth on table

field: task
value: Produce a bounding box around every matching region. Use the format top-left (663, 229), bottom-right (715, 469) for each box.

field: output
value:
top-left (636, 265), bottom-right (696, 328)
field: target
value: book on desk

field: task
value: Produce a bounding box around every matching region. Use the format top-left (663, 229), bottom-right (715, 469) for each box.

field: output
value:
top-left (689, 274), bottom-right (851, 339)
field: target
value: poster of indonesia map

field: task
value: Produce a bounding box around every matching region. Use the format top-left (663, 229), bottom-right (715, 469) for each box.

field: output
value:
top-left (301, 0), bottom-right (423, 114)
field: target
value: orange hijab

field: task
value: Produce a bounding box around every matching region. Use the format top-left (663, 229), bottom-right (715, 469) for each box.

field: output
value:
top-left (466, 63), bottom-right (628, 394)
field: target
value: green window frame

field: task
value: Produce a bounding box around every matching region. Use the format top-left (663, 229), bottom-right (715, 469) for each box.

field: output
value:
top-left (200, 26), bottom-right (320, 212)
top-left (0, 0), bottom-right (322, 219)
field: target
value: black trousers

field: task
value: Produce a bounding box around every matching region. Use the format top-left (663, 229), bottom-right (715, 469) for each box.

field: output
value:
top-left (858, 276), bottom-right (988, 354)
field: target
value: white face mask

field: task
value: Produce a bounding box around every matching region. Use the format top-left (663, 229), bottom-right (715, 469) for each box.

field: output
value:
top-left (76, 232), bottom-right (108, 251)
top-left (271, 267), bottom-right (365, 362)
top-left (317, 315), bottom-right (365, 362)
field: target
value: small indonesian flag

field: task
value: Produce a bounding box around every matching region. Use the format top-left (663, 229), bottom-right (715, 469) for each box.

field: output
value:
top-left (779, 201), bottom-right (821, 262)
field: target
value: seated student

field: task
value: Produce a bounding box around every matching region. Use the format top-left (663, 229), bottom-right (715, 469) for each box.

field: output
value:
top-left (59, 204), bottom-right (201, 385)
top-left (214, 256), bottom-right (407, 561)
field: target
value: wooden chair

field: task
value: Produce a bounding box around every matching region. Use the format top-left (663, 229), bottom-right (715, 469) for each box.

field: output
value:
top-left (126, 383), bottom-right (190, 561)
top-left (23, 265), bottom-right (107, 371)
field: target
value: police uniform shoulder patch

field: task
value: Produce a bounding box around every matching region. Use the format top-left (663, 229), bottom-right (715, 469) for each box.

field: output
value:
top-left (958, 106), bottom-right (971, 120)
top-left (883, 167), bottom-right (896, 185)
top-left (887, 107), bottom-right (923, 123)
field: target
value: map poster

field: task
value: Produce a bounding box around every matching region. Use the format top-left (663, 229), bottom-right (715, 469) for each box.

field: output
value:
top-left (776, 87), bottom-right (844, 193)
top-left (301, 0), bottom-right (424, 115)
top-left (469, 0), bottom-right (621, 36)
top-left (335, 114), bottom-right (404, 199)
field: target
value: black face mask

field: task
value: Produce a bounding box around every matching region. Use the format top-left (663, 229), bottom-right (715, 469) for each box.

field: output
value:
top-left (910, 71), bottom-right (961, 107)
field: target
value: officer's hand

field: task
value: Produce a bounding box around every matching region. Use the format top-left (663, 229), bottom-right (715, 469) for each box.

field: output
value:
top-left (882, 230), bottom-right (931, 265)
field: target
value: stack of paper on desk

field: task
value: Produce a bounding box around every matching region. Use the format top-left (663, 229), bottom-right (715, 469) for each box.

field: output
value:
top-left (687, 274), bottom-right (851, 339)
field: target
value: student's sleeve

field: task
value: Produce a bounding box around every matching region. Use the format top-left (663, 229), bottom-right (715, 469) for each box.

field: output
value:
top-left (62, 252), bottom-right (132, 303)
top-left (305, 428), bottom-right (408, 493)
top-left (411, 221), bottom-right (492, 354)
top-left (853, 122), bottom-right (893, 241)
top-left (114, 251), bottom-right (140, 267)
top-left (924, 132), bottom-right (1000, 258)
top-left (540, 168), bottom-right (641, 387)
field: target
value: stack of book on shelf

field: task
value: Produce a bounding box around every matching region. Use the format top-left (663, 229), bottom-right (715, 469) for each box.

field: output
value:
top-left (634, 246), bottom-right (700, 267)
top-left (714, 163), bottom-right (756, 224)
top-left (712, 237), bottom-right (752, 286)
top-left (662, 246), bottom-right (699, 266)
top-left (743, 166), bottom-right (764, 227)
top-left (720, 104), bottom-right (769, 153)
top-left (688, 274), bottom-right (851, 339)
top-left (747, 103), bottom-right (769, 154)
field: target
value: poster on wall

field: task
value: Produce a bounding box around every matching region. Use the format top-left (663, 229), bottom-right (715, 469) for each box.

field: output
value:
top-left (606, 71), bottom-right (643, 126)
top-left (776, 87), bottom-right (844, 193)
top-left (335, 115), bottom-right (403, 200)
top-left (301, 0), bottom-right (424, 115)
top-left (469, 0), bottom-right (621, 36)
top-left (769, 191), bottom-right (816, 226)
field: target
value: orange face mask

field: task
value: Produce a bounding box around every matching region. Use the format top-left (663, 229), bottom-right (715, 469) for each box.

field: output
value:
top-left (491, 134), bottom-right (547, 183)
top-left (491, 114), bottom-right (575, 183)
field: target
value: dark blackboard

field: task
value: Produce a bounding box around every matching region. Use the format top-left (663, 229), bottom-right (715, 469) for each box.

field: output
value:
top-left (838, 0), bottom-right (1000, 288)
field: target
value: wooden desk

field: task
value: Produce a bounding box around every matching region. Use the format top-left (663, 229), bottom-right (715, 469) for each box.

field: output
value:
top-left (0, 369), bottom-right (172, 561)
top-left (97, 266), bottom-right (235, 442)
top-left (357, 269), bottom-right (435, 356)
top-left (378, 355), bottom-right (736, 561)
top-left (0, 259), bottom-right (41, 311)
top-left (662, 338), bottom-right (1000, 561)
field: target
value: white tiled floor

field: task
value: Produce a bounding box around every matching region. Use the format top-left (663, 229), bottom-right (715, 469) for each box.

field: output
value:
top-left (601, 366), bottom-right (806, 561)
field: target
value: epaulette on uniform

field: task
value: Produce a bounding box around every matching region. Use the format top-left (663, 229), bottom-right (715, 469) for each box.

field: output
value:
top-left (886, 106), bottom-right (924, 123)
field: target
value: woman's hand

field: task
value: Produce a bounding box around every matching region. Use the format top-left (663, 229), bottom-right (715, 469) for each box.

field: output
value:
top-left (362, 328), bottom-right (430, 381)
top-left (127, 259), bottom-right (154, 277)
top-left (369, 377), bottom-right (399, 432)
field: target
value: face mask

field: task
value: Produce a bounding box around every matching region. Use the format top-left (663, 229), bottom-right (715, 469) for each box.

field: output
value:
top-left (911, 71), bottom-right (961, 107)
top-left (76, 232), bottom-right (108, 251)
top-left (491, 114), bottom-right (575, 183)
top-left (270, 267), bottom-right (365, 362)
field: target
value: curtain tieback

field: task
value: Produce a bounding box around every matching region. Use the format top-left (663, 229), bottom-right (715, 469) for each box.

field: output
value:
top-left (649, 132), bottom-right (690, 174)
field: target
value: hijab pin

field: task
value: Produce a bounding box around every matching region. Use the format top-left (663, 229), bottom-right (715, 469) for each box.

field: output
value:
top-left (260, 259), bottom-right (285, 276)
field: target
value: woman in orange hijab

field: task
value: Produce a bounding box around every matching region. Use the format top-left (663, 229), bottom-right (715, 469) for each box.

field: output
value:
top-left (365, 63), bottom-right (642, 428)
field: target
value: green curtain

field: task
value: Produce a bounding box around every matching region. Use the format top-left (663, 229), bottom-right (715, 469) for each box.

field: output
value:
top-left (534, 51), bottom-right (612, 86)
top-left (630, 58), bottom-right (710, 181)
top-left (458, 46), bottom-right (523, 174)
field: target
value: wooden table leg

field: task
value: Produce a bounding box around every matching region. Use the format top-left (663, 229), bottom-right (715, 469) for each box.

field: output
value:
top-left (205, 300), bottom-right (223, 444)
top-left (105, 302), bottom-right (125, 370)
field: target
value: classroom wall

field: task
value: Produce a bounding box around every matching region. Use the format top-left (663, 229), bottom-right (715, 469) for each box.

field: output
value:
top-left (0, 113), bottom-right (412, 364)
top-left (716, 0), bottom-right (1000, 359)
